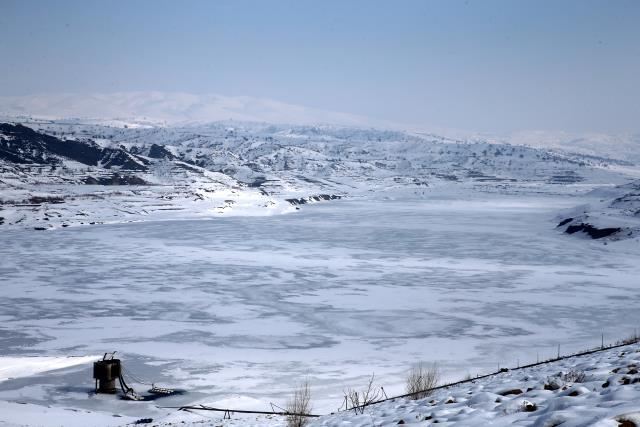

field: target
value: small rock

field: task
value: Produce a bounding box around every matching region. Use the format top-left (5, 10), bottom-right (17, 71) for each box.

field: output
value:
top-left (499, 388), bottom-right (523, 396)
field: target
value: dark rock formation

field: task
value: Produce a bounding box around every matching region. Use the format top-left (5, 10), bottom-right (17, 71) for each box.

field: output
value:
top-left (0, 123), bottom-right (147, 170)
top-left (286, 194), bottom-right (342, 205)
top-left (557, 217), bottom-right (574, 227)
top-left (565, 223), bottom-right (621, 239)
top-left (84, 173), bottom-right (149, 185)
top-left (147, 144), bottom-right (174, 160)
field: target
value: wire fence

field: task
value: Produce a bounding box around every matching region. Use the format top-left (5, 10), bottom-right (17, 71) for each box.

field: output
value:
top-left (159, 334), bottom-right (640, 420)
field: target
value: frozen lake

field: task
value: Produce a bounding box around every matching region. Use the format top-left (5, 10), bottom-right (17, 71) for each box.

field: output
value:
top-left (2, 192), bottom-right (640, 416)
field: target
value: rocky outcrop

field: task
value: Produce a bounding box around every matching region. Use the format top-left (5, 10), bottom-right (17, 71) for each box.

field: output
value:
top-left (0, 123), bottom-right (147, 171)
top-left (564, 223), bottom-right (621, 239)
top-left (286, 194), bottom-right (342, 205)
top-left (147, 144), bottom-right (175, 160)
top-left (84, 173), bottom-right (149, 185)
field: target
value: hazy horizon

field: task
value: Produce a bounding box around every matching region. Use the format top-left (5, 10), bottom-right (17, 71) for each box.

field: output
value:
top-left (1, 0), bottom-right (639, 134)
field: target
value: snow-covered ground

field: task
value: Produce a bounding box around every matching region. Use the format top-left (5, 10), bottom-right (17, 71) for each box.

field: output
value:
top-left (153, 341), bottom-right (640, 426)
top-left (308, 341), bottom-right (640, 427)
top-left (555, 180), bottom-right (640, 240)
top-left (1, 193), bottom-right (640, 425)
top-left (2, 117), bottom-right (640, 425)
top-left (4, 341), bottom-right (639, 426)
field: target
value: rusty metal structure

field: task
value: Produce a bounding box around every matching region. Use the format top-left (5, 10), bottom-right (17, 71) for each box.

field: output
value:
top-left (92, 351), bottom-right (174, 401)
top-left (93, 352), bottom-right (121, 394)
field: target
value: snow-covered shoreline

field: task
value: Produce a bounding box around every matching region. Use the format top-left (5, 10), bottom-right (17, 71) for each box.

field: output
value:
top-left (305, 341), bottom-right (640, 427)
top-left (4, 340), bottom-right (639, 426)
top-left (146, 340), bottom-right (640, 426)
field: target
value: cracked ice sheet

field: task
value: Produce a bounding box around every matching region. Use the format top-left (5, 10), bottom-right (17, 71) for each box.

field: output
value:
top-left (1, 192), bottom-right (640, 418)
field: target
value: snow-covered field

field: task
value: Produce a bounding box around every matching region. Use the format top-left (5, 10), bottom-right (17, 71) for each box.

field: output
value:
top-left (167, 341), bottom-right (640, 427)
top-left (307, 342), bottom-right (640, 427)
top-left (2, 191), bottom-right (640, 425)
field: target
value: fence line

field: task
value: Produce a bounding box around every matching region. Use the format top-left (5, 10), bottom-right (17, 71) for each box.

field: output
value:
top-left (160, 335), bottom-right (640, 419)
top-left (344, 336), bottom-right (639, 413)
top-left (161, 404), bottom-right (321, 418)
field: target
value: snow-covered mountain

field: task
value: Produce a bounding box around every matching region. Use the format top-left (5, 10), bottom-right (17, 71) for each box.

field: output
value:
top-left (2, 117), bottom-right (640, 235)
top-left (0, 122), bottom-right (294, 229)
top-left (4, 93), bottom-right (639, 163)
top-left (0, 92), bottom-right (379, 128)
top-left (505, 130), bottom-right (640, 164)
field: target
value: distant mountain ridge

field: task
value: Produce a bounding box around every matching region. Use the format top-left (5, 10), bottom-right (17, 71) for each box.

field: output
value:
top-left (0, 92), bottom-right (379, 128)
top-left (1, 119), bottom-right (635, 191)
top-left (2, 92), bottom-right (639, 164)
top-left (1, 118), bottom-right (639, 234)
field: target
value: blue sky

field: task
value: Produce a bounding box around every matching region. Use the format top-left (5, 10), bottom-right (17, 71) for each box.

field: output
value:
top-left (1, 0), bottom-right (639, 133)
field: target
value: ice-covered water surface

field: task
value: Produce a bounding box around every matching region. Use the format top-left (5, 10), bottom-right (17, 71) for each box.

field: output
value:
top-left (1, 192), bottom-right (640, 417)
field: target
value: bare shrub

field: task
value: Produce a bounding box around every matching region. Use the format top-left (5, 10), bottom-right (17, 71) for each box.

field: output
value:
top-left (286, 380), bottom-right (312, 427)
top-left (562, 370), bottom-right (586, 383)
top-left (344, 373), bottom-right (383, 415)
top-left (405, 362), bottom-right (440, 400)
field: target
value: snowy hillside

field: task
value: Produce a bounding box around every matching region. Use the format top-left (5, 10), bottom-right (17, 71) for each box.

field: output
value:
top-left (2, 117), bottom-right (640, 236)
top-left (506, 130), bottom-right (640, 165)
top-left (5, 341), bottom-right (639, 426)
top-left (24, 119), bottom-right (634, 189)
top-left (304, 341), bottom-right (640, 427)
top-left (0, 122), bottom-right (294, 229)
top-left (556, 180), bottom-right (640, 240)
top-left (125, 340), bottom-right (640, 427)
